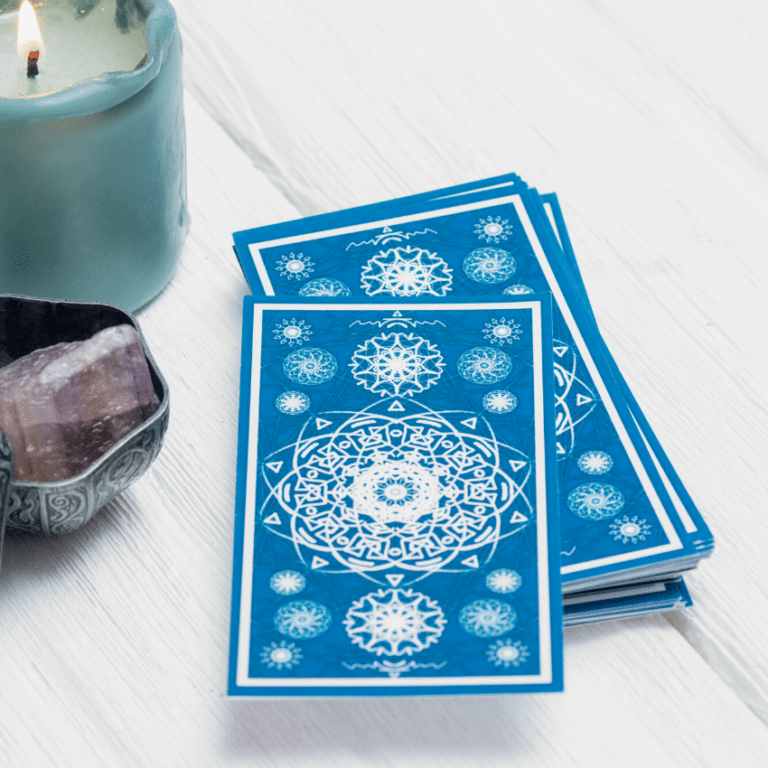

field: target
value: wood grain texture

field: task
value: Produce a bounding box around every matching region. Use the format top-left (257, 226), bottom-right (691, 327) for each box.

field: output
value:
top-left (2, 0), bottom-right (768, 764)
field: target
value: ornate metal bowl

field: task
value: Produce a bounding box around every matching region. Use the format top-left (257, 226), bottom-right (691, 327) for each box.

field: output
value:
top-left (0, 295), bottom-right (169, 536)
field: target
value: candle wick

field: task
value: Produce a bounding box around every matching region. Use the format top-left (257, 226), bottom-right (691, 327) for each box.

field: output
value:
top-left (27, 51), bottom-right (40, 78)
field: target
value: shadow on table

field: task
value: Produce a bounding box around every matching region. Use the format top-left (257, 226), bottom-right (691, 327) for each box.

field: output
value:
top-left (222, 693), bottom-right (551, 757)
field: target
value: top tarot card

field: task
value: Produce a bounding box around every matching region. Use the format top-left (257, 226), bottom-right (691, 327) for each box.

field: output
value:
top-left (229, 297), bottom-right (562, 695)
top-left (235, 191), bottom-right (703, 590)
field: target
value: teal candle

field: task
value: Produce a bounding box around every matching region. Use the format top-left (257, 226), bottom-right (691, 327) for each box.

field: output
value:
top-left (0, 1), bottom-right (188, 311)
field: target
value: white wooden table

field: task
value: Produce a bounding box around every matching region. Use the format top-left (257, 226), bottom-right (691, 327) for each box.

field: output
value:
top-left (3, 1), bottom-right (768, 765)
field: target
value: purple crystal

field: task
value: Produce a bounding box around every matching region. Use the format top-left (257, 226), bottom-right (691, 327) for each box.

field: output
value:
top-left (0, 324), bottom-right (160, 482)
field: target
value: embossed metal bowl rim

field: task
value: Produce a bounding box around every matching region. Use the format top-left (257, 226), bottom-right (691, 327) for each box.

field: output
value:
top-left (0, 293), bottom-right (169, 494)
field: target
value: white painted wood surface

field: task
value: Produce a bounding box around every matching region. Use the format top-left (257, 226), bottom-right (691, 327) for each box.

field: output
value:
top-left (3, 0), bottom-right (768, 764)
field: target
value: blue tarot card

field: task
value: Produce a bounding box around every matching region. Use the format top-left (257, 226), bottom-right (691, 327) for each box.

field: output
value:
top-left (233, 188), bottom-right (702, 591)
top-left (229, 296), bottom-right (562, 696)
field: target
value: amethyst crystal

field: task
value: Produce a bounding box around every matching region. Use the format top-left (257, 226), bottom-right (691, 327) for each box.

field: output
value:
top-left (0, 325), bottom-right (160, 482)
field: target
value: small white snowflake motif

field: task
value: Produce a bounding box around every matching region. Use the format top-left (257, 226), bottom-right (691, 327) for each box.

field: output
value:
top-left (486, 639), bottom-right (529, 668)
top-left (275, 391), bottom-right (311, 416)
top-left (273, 318), bottom-right (312, 347)
top-left (482, 389), bottom-right (518, 415)
top-left (502, 284), bottom-right (534, 296)
top-left (275, 252), bottom-right (314, 281)
top-left (475, 216), bottom-right (514, 244)
top-left (609, 516), bottom-right (652, 544)
top-left (577, 450), bottom-right (614, 475)
top-left (459, 599), bottom-right (517, 637)
top-left (485, 568), bottom-right (523, 594)
top-left (274, 600), bottom-right (332, 639)
top-left (482, 318), bottom-right (522, 346)
top-left (344, 588), bottom-right (446, 656)
top-left (260, 641), bottom-right (303, 670)
top-left (269, 570), bottom-right (307, 596)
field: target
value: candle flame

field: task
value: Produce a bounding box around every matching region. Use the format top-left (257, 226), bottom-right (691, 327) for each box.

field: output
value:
top-left (17, 1), bottom-right (44, 59)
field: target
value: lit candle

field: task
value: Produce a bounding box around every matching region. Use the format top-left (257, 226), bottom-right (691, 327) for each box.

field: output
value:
top-left (0, 1), bottom-right (188, 311)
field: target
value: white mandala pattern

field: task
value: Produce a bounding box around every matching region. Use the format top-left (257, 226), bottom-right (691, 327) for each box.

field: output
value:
top-left (299, 278), bottom-right (352, 297)
top-left (273, 318), bottom-right (312, 347)
top-left (276, 253), bottom-right (314, 281)
top-left (482, 390), bottom-right (518, 415)
top-left (361, 246), bottom-right (453, 297)
top-left (503, 284), bottom-right (534, 295)
top-left (344, 588), bottom-right (446, 656)
top-left (463, 248), bottom-right (517, 284)
top-left (554, 342), bottom-right (597, 457)
top-left (482, 318), bottom-right (522, 346)
top-left (275, 391), bottom-right (311, 416)
top-left (283, 347), bottom-right (338, 386)
top-left (273, 600), bottom-right (332, 639)
top-left (486, 639), bottom-right (529, 668)
top-left (260, 399), bottom-right (532, 583)
top-left (475, 216), bottom-right (514, 244)
top-left (577, 450), bottom-right (614, 475)
top-left (458, 347), bottom-right (513, 385)
top-left (459, 599), bottom-right (517, 637)
top-left (349, 333), bottom-right (444, 398)
top-left (609, 515), bottom-right (652, 544)
top-left (567, 483), bottom-right (625, 520)
top-left (260, 641), bottom-right (303, 670)
top-left (269, 570), bottom-right (307, 595)
top-left (485, 568), bottom-right (523, 594)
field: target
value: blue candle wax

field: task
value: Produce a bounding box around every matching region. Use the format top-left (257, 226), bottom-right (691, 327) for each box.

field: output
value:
top-left (0, 1), bottom-right (189, 311)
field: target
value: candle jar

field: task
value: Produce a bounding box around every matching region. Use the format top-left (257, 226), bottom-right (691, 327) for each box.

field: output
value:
top-left (0, 1), bottom-right (188, 311)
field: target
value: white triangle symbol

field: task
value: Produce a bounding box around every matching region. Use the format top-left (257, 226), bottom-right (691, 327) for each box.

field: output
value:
top-left (510, 510), bottom-right (529, 524)
top-left (315, 418), bottom-right (332, 430)
top-left (387, 401), bottom-right (405, 412)
top-left (385, 574), bottom-right (404, 587)
top-left (508, 460), bottom-right (527, 472)
top-left (392, 310), bottom-right (402, 317)
top-left (383, 226), bottom-right (392, 233)
top-left (311, 556), bottom-right (329, 569)
top-left (460, 417), bottom-right (478, 430)
top-left (554, 346), bottom-right (568, 357)
top-left (266, 461), bottom-right (283, 473)
top-left (263, 512), bottom-right (281, 526)
top-left (461, 555), bottom-right (480, 568)
top-left (556, 442), bottom-right (566, 454)
top-left (576, 394), bottom-right (593, 406)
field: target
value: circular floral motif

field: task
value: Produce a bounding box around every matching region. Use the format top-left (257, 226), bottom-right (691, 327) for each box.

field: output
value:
top-left (458, 347), bottom-right (513, 385)
top-left (463, 248), bottom-right (517, 284)
top-left (459, 598), bottom-right (517, 637)
top-left (283, 347), bottom-right (338, 386)
top-left (275, 391), bottom-right (311, 415)
top-left (485, 568), bottom-right (523, 594)
top-left (273, 600), bottom-right (332, 639)
top-left (502, 284), bottom-right (534, 295)
top-left (298, 278), bottom-right (352, 297)
top-left (567, 483), bottom-right (625, 520)
top-left (276, 253), bottom-right (314, 281)
top-left (269, 570), bottom-right (307, 596)
top-left (486, 639), bottom-right (529, 668)
top-left (482, 389), bottom-right (518, 415)
top-left (482, 318), bottom-right (522, 346)
top-left (260, 641), bottom-right (303, 670)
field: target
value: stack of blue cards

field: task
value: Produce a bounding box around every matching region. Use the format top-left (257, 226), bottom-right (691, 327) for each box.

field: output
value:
top-left (228, 173), bottom-right (713, 696)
